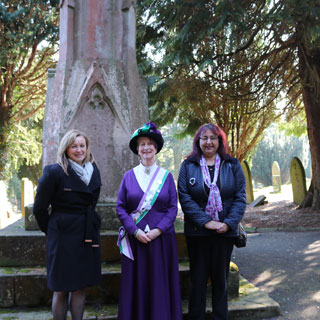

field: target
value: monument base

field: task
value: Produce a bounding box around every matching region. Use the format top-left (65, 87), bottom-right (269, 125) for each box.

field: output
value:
top-left (25, 203), bottom-right (120, 231)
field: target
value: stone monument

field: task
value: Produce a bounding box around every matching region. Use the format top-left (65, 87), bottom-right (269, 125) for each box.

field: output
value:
top-left (272, 161), bottom-right (281, 193)
top-left (290, 157), bottom-right (307, 204)
top-left (40, 0), bottom-right (148, 229)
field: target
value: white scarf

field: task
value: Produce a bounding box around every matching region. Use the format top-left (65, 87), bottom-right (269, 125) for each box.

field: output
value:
top-left (133, 162), bottom-right (158, 192)
top-left (69, 159), bottom-right (94, 185)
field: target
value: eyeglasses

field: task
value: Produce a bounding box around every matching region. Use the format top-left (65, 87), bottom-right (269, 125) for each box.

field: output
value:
top-left (199, 136), bottom-right (218, 141)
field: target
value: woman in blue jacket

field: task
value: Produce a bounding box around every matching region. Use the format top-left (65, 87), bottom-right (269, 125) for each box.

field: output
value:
top-left (33, 129), bottom-right (102, 320)
top-left (178, 123), bottom-right (246, 320)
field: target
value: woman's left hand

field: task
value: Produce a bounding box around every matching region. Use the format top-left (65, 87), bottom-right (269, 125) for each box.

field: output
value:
top-left (146, 228), bottom-right (162, 241)
top-left (216, 223), bottom-right (229, 233)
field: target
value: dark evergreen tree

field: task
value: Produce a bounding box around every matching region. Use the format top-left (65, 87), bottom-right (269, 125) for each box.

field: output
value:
top-left (0, 0), bottom-right (59, 178)
top-left (137, 0), bottom-right (320, 208)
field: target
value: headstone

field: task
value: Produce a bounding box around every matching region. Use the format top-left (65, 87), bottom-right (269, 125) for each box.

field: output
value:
top-left (249, 195), bottom-right (266, 207)
top-left (241, 160), bottom-right (254, 203)
top-left (290, 157), bottom-right (307, 204)
top-left (0, 181), bottom-right (8, 229)
top-left (272, 161), bottom-right (281, 193)
top-left (38, 0), bottom-right (148, 230)
top-left (21, 178), bottom-right (34, 217)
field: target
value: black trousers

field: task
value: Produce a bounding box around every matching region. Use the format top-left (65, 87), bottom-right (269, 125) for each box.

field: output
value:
top-left (186, 235), bottom-right (234, 320)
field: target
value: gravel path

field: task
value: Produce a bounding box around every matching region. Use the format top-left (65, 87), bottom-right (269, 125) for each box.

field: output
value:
top-left (232, 231), bottom-right (320, 319)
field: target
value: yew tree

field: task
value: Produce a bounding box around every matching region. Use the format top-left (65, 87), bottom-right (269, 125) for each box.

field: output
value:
top-left (138, 0), bottom-right (320, 209)
top-left (0, 0), bottom-right (59, 178)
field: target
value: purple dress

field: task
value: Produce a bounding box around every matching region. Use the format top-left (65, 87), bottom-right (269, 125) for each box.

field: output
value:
top-left (117, 169), bottom-right (182, 320)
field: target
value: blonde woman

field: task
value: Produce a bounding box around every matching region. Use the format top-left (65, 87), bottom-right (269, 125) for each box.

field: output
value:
top-left (33, 129), bottom-right (102, 320)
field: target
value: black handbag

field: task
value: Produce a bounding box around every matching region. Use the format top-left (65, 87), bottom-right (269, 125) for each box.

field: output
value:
top-left (234, 223), bottom-right (247, 248)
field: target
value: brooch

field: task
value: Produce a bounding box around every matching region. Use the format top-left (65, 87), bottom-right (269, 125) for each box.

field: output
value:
top-left (189, 177), bottom-right (196, 185)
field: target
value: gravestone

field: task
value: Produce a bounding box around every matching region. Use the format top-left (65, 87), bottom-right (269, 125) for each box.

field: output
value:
top-left (38, 0), bottom-right (148, 230)
top-left (0, 181), bottom-right (8, 229)
top-left (272, 161), bottom-right (281, 193)
top-left (21, 178), bottom-right (34, 217)
top-left (290, 157), bottom-right (307, 204)
top-left (241, 160), bottom-right (254, 203)
top-left (249, 195), bottom-right (266, 207)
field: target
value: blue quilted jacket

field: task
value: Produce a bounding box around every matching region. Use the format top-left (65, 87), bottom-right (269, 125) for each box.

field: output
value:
top-left (178, 155), bottom-right (246, 237)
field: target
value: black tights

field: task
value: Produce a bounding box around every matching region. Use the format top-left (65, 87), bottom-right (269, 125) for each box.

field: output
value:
top-left (52, 289), bottom-right (86, 320)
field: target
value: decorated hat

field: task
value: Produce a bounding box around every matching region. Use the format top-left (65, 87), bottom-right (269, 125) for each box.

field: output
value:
top-left (129, 122), bottom-right (164, 155)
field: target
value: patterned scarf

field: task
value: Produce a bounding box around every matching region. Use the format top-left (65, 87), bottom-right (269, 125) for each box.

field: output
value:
top-left (69, 159), bottom-right (94, 185)
top-left (200, 154), bottom-right (222, 221)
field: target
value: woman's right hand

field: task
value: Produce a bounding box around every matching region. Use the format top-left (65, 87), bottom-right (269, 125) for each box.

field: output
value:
top-left (135, 230), bottom-right (151, 244)
top-left (204, 220), bottom-right (224, 230)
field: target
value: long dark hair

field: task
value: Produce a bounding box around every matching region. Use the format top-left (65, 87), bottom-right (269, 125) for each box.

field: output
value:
top-left (186, 123), bottom-right (229, 161)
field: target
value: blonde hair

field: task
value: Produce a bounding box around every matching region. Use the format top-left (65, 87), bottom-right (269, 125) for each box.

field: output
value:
top-left (57, 129), bottom-right (94, 174)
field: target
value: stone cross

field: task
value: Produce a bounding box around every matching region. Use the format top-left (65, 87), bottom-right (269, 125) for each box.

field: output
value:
top-left (241, 160), bottom-right (254, 203)
top-left (272, 161), bottom-right (281, 193)
top-left (42, 0), bottom-right (148, 217)
top-left (290, 157), bottom-right (307, 204)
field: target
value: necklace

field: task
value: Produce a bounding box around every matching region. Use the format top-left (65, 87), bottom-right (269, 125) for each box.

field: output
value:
top-left (144, 167), bottom-right (151, 175)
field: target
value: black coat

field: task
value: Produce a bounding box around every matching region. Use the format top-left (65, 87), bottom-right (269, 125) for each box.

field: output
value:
top-left (33, 162), bottom-right (102, 292)
top-left (178, 156), bottom-right (246, 237)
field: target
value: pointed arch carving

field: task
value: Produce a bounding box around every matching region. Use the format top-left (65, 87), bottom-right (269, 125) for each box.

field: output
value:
top-left (87, 83), bottom-right (108, 110)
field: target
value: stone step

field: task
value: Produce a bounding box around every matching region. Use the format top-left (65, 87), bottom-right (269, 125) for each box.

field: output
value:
top-left (25, 204), bottom-right (187, 232)
top-left (0, 219), bottom-right (187, 267)
top-left (0, 277), bottom-right (280, 320)
top-left (0, 262), bottom-right (239, 307)
top-left (25, 203), bottom-right (122, 231)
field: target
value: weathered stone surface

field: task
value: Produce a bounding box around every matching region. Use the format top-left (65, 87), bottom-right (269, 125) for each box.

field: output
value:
top-left (241, 160), bottom-right (254, 203)
top-left (0, 263), bottom-right (239, 307)
top-left (0, 282), bottom-right (281, 320)
top-left (0, 275), bottom-right (14, 307)
top-left (176, 232), bottom-right (188, 260)
top-left (86, 266), bottom-right (122, 305)
top-left (0, 219), bottom-right (189, 266)
top-left (97, 203), bottom-right (120, 230)
top-left (228, 266), bottom-right (240, 299)
top-left (26, 203), bottom-right (124, 231)
top-left (15, 273), bottom-right (51, 307)
top-left (0, 231), bottom-right (46, 267)
top-left (0, 281), bottom-right (280, 320)
top-left (228, 276), bottom-right (280, 319)
top-left (272, 161), bottom-right (281, 193)
top-left (42, 0), bottom-right (148, 208)
top-left (24, 204), bottom-right (38, 230)
top-left (290, 157), bottom-right (307, 204)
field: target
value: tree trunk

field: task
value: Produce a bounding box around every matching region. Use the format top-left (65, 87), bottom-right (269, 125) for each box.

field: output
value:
top-left (0, 103), bottom-right (11, 180)
top-left (298, 44), bottom-right (320, 209)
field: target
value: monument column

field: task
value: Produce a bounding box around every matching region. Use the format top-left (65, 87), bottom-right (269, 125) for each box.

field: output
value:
top-left (42, 0), bottom-right (148, 229)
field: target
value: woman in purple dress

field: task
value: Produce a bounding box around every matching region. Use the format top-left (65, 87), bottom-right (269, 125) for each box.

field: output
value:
top-left (116, 122), bottom-right (182, 320)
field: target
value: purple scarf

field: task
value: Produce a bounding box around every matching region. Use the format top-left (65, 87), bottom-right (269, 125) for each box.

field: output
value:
top-left (200, 154), bottom-right (222, 221)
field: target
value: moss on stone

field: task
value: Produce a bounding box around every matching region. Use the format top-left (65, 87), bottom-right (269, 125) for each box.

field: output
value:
top-left (0, 268), bottom-right (16, 275)
top-left (230, 261), bottom-right (239, 272)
